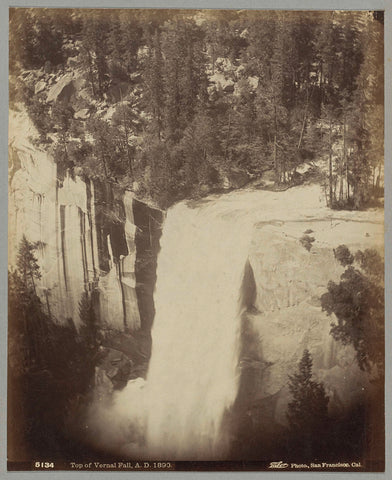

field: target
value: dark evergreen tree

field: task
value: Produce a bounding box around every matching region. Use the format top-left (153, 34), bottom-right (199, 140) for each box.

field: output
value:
top-left (79, 291), bottom-right (99, 350)
top-left (321, 246), bottom-right (384, 372)
top-left (79, 11), bottom-right (110, 98)
top-left (143, 28), bottom-right (164, 140)
top-left (16, 235), bottom-right (41, 295)
top-left (333, 244), bottom-right (354, 267)
top-left (287, 349), bottom-right (329, 458)
top-left (9, 8), bottom-right (64, 71)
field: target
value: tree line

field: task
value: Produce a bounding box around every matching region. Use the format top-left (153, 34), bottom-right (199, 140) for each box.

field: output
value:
top-left (10, 9), bottom-right (383, 208)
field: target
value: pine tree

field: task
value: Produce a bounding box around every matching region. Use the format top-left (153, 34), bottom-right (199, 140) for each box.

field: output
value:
top-left (287, 349), bottom-right (329, 437)
top-left (107, 13), bottom-right (128, 82)
top-left (9, 252), bottom-right (97, 458)
top-left (143, 28), bottom-right (164, 140)
top-left (10, 8), bottom-right (64, 70)
top-left (161, 23), bottom-right (182, 142)
top-left (16, 235), bottom-right (41, 295)
top-left (111, 103), bottom-right (141, 178)
top-left (79, 291), bottom-right (98, 349)
top-left (80, 12), bottom-right (109, 99)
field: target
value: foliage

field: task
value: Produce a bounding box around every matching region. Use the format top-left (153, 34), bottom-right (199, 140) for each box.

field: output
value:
top-left (286, 349), bottom-right (329, 457)
top-left (300, 234), bottom-right (315, 252)
top-left (354, 248), bottom-right (384, 280)
top-left (287, 350), bottom-right (329, 430)
top-left (78, 290), bottom-right (99, 350)
top-left (16, 235), bottom-right (41, 292)
top-left (333, 244), bottom-right (354, 266)
top-left (9, 9), bottom-right (65, 71)
top-left (23, 91), bottom-right (54, 143)
top-left (8, 237), bottom-right (98, 458)
top-left (10, 9), bottom-right (384, 209)
top-left (321, 246), bottom-right (384, 372)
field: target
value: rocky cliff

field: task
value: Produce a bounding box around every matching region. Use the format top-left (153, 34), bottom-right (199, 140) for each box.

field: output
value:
top-left (9, 110), bottom-right (163, 338)
top-left (237, 213), bottom-right (383, 430)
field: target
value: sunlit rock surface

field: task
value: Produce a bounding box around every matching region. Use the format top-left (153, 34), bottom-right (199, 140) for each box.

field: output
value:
top-left (9, 109), bottom-right (163, 332)
top-left (246, 218), bottom-right (383, 423)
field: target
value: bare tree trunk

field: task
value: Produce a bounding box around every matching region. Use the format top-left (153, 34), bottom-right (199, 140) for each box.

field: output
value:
top-left (297, 86), bottom-right (310, 150)
top-left (225, 108), bottom-right (232, 164)
top-left (273, 134), bottom-right (278, 181)
top-left (343, 114), bottom-right (349, 201)
top-left (274, 104), bottom-right (280, 182)
top-left (339, 122), bottom-right (344, 203)
top-left (45, 290), bottom-right (52, 318)
top-left (329, 119), bottom-right (334, 207)
top-left (101, 154), bottom-right (109, 180)
top-left (86, 48), bottom-right (96, 97)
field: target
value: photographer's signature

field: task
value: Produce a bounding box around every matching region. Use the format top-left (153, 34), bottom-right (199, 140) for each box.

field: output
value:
top-left (268, 461), bottom-right (289, 469)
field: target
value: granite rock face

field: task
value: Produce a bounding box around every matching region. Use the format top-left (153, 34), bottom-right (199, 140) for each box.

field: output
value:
top-left (46, 74), bottom-right (75, 103)
top-left (239, 218), bottom-right (383, 424)
top-left (9, 111), bottom-right (163, 336)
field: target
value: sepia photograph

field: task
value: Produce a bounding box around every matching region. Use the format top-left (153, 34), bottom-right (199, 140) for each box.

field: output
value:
top-left (7, 7), bottom-right (385, 472)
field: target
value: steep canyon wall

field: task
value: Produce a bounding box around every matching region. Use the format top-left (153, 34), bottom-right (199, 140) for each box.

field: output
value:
top-left (9, 111), bottom-right (163, 336)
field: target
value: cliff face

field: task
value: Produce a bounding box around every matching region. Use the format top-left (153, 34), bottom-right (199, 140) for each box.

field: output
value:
top-left (239, 217), bottom-right (383, 425)
top-left (8, 110), bottom-right (163, 334)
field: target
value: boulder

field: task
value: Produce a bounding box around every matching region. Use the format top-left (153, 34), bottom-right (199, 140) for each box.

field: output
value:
top-left (95, 346), bottom-right (133, 390)
top-left (46, 75), bottom-right (75, 103)
top-left (72, 76), bottom-right (87, 91)
top-left (23, 72), bottom-right (36, 89)
top-left (101, 331), bottom-right (150, 366)
top-left (44, 60), bottom-right (52, 74)
top-left (74, 108), bottom-right (90, 120)
top-left (223, 82), bottom-right (235, 93)
top-left (34, 81), bottom-right (46, 95)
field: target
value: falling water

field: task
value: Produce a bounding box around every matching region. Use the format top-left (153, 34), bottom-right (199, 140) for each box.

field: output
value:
top-left (142, 199), bottom-right (255, 460)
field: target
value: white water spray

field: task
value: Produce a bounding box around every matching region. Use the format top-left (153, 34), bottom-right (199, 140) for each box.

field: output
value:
top-left (144, 201), bottom-right (254, 459)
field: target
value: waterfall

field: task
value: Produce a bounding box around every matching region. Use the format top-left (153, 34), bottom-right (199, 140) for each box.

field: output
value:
top-left (142, 200), bottom-right (254, 459)
top-left (101, 187), bottom-right (329, 459)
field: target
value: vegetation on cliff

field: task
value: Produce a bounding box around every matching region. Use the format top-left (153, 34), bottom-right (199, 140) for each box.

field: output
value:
top-left (8, 237), bottom-right (98, 459)
top-left (321, 245), bottom-right (384, 374)
top-left (286, 349), bottom-right (329, 458)
top-left (9, 8), bottom-right (384, 208)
